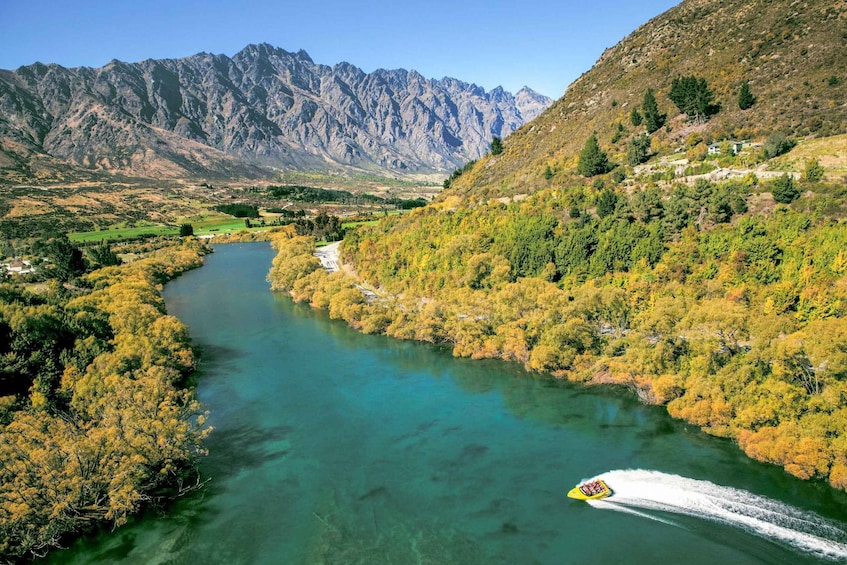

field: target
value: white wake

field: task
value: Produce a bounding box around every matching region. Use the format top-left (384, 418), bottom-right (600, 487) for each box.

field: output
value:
top-left (582, 469), bottom-right (847, 561)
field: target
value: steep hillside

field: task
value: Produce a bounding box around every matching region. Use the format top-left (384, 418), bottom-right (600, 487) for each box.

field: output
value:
top-left (451, 0), bottom-right (847, 196)
top-left (0, 44), bottom-right (551, 183)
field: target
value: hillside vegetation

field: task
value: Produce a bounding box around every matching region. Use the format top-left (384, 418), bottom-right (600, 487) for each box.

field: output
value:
top-left (270, 171), bottom-right (847, 489)
top-left (449, 0), bottom-right (847, 198)
top-left (267, 0), bottom-right (847, 489)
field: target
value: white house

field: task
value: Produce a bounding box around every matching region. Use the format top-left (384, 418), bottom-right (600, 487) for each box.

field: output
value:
top-left (1, 258), bottom-right (35, 275)
top-left (707, 141), bottom-right (744, 155)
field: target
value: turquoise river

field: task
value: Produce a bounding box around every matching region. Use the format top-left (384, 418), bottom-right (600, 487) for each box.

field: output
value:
top-left (49, 243), bottom-right (847, 564)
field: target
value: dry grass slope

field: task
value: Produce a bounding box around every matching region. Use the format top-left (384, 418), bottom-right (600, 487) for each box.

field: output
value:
top-left (452, 0), bottom-right (847, 197)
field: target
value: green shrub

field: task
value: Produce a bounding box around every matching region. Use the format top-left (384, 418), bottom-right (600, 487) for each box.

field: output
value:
top-left (772, 174), bottom-right (800, 203)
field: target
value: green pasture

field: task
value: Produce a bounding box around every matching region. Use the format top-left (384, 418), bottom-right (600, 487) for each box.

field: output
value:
top-left (69, 209), bottom-right (394, 243)
top-left (342, 219), bottom-right (380, 229)
top-left (69, 224), bottom-right (178, 242)
top-left (69, 214), bottom-right (265, 242)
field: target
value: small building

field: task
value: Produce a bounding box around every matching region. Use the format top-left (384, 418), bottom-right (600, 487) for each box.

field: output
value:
top-left (1, 258), bottom-right (35, 276)
top-left (707, 141), bottom-right (744, 156)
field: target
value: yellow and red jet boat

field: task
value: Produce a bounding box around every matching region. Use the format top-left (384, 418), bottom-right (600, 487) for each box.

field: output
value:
top-left (567, 479), bottom-right (613, 501)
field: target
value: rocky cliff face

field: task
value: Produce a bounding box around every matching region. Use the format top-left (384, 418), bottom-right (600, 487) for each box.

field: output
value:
top-left (0, 44), bottom-right (551, 181)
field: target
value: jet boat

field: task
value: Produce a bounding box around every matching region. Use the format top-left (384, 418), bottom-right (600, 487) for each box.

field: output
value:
top-left (567, 478), bottom-right (612, 500)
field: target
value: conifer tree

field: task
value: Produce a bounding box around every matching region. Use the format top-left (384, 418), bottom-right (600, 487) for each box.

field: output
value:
top-left (595, 188), bottom-right (618, 217)
top-left (46, 236), bottom-right (86, 282)
top-left (803, 159), bottom-right (824, 182)
top-left (627, 134), bottom-right (652, 166)
top-left (642, 89), bottom-right (664, 133)
top-left (738, 81), bottom-right (755, 110)
top-left (490, 136), bottom-right (503, 155)
top-left (772, 174), bottom-right (800, 203)
top-left (669, 76), bottom-right (718, 123)
top-left (577, 134), bottom-right (609, 177)
top-left (630, 107), bottom-right (643, 127)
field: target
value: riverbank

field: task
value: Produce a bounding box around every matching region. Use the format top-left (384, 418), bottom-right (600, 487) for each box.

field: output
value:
top-left (266, 225), bottom-right (847, 492)
top-left (0, 241), bottom-right (212, 561)
top-left (48, 241), bottom-right (847, 564)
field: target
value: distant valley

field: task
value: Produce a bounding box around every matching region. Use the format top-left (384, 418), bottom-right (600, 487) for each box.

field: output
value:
top-left (0, 43), bottom-right (551, 184)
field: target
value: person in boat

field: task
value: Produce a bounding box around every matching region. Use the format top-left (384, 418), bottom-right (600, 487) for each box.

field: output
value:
top-left (586, 480), bottom-right (605, 495)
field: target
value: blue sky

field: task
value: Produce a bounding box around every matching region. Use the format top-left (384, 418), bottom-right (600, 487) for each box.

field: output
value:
top-left (0, 0), bottom-right (680, 99)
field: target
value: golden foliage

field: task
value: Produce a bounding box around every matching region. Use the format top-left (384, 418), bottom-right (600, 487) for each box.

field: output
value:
top-left (267, 197), bottom-right (847, 491)
top-left (0, 241), bottom-right (210, 560)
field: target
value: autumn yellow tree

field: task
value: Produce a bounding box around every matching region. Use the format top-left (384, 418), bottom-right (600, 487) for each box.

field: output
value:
top-left (0, 240), bottom-right (210, 560)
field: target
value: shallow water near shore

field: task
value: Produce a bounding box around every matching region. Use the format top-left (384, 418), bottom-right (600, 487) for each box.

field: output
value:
top-left (49, 242), bottom-right (847, 564)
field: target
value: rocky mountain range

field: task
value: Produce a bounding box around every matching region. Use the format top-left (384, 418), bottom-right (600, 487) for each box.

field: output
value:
top-left (0, 43), bottom-right (551, 183)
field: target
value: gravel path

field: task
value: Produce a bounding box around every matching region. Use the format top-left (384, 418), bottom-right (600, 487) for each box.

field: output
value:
top-left (315, 241), bottom-right (340, 273)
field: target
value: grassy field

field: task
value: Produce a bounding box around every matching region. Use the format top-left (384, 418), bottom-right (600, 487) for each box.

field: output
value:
top-left (68, 214), bottom-right (265, 242)
top-left (68, 203), bottom-right (402, 243)
top-left (342, 219), bottom-right (380, 229)
top-left (770, 134), bottom-right (847, 180)
top-left (180, 214), bottom-right (262, 234)
top-left (69, 224), bottom-right (179, 242)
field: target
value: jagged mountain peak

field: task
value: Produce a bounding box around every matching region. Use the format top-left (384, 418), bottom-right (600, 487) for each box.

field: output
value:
top-left (516, 85), bottom-right (545, 97)
top-left (235, 43), bottom-right (315, 65)
top-left (333, 60), bottom-right (365, 75)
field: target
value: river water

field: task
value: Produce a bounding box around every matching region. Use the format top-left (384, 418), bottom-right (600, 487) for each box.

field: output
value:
top-left (49, 243), bottom-right (847, 564)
